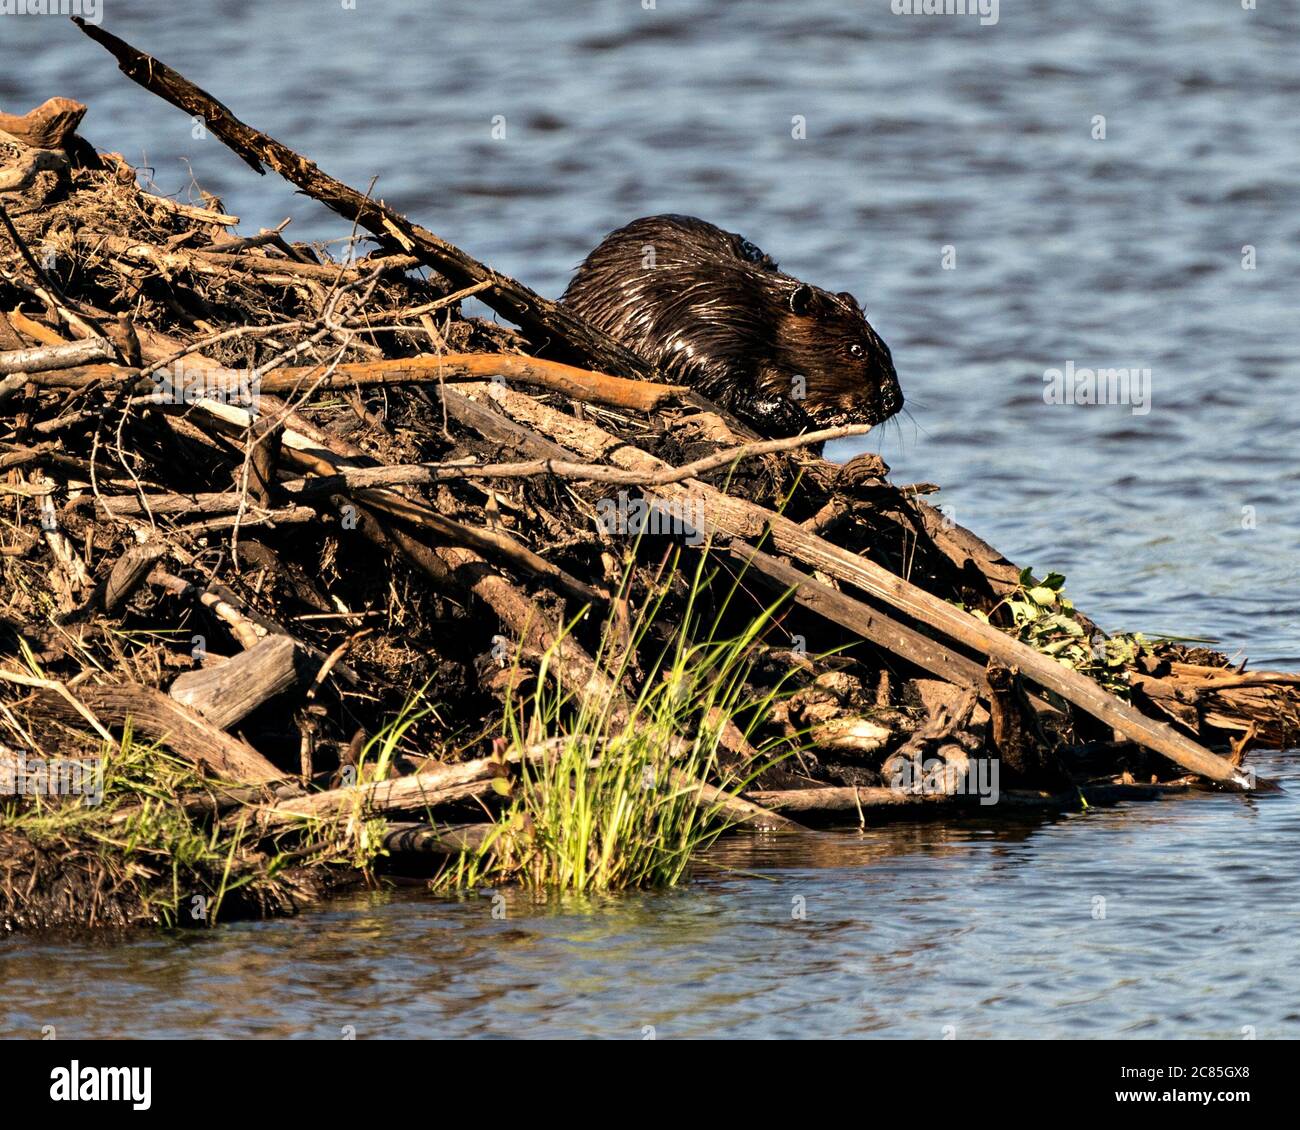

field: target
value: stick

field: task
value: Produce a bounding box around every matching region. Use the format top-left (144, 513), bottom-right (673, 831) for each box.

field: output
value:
top-left (255, 354), bottom-right (683, 410)
top-left (140, 194), bottom-right (240, 226)
top-left (31, 353), bottom-right (687, 413)
top-left (149, 568), bottom-right (265, 650)
top-left (78, 230), bottom-right (414, 284)
top-left (284, 423), bottom-right (873, 494)
top-left (4, 309), bottom-right (66, 346)
top-left (83, 490), bottom-right (279, 516)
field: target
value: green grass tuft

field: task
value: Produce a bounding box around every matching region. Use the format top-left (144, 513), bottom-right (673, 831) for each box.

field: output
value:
top-left (434, 545), bottom-right (795, 893)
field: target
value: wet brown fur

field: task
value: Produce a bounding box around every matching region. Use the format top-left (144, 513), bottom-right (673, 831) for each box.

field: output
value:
top-left (561, 214), bottom-right (902, 433)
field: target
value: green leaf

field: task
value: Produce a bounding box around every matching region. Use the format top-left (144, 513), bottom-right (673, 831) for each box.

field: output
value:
top-left (1027, 586), bottom-right (1058, 606)
top-left (1038, 614), bottom-right (1081, 636)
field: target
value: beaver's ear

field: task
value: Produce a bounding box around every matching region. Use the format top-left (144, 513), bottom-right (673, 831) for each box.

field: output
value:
top-left (789, 285), bottom-right (815, 316)
top-left (837, 291), bottom-right (862, 312)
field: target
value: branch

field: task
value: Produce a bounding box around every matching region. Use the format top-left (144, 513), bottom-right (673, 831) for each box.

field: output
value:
top-left (74, 19), bottom-right (656, 377)
top-left (285, 423), bottom-right (873, 493)
top-left (27, 352), bottom-right (688, 413)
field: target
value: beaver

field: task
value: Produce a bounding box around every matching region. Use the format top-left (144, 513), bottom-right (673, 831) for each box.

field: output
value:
top-left (561, 214), bottom-right (902, 436)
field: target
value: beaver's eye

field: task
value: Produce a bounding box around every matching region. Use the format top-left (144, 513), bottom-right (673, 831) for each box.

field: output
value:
top-left (849, 343), bottom-right (866, 359)
top-left (739, 240), bottom-right (763, 263)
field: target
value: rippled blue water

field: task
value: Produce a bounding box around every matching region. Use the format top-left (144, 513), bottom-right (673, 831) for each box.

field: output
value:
top-left (1, 0), bottom-right (1296, 1038)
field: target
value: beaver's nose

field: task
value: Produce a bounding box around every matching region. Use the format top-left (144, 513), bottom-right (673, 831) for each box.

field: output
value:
top-left (873, 339), bottom-right (902, 417)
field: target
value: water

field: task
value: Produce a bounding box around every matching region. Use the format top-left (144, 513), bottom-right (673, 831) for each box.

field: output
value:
top-left (4, 752), bottom-right (1299, 1039)
top-left (2, 0), bottom-right (1298, 1037)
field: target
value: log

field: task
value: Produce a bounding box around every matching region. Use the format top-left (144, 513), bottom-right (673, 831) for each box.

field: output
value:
top-left (0, 146), bottom-right (69, 195)
top-left (731, 543), bottom-right (988, 690)
top-left (170, 635), bottom-right (313, 730)
top-left (0, 97), bottom-right (88, 149)
top-left (747, 785), bottom-right (975, 813)
top-left (0, 337), bottom-right (114, 376)
top-left (29, 682), bottom-right (284, 784)
top-left (257, 757), bottom-right (506, 830)
top-left (380, 779), bottom-right (795, 852)
top-left (668, 769), bottom-right (798, 831)
top-left (379, 774), bottom-right (796, 849)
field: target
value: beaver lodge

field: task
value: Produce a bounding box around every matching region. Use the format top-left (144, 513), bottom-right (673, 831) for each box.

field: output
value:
top-left (1, 23), bottom-right (1297, 930)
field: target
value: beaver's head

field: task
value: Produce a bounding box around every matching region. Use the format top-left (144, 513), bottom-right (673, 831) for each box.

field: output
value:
top-left (769, 284), bottom-right (903, 428)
